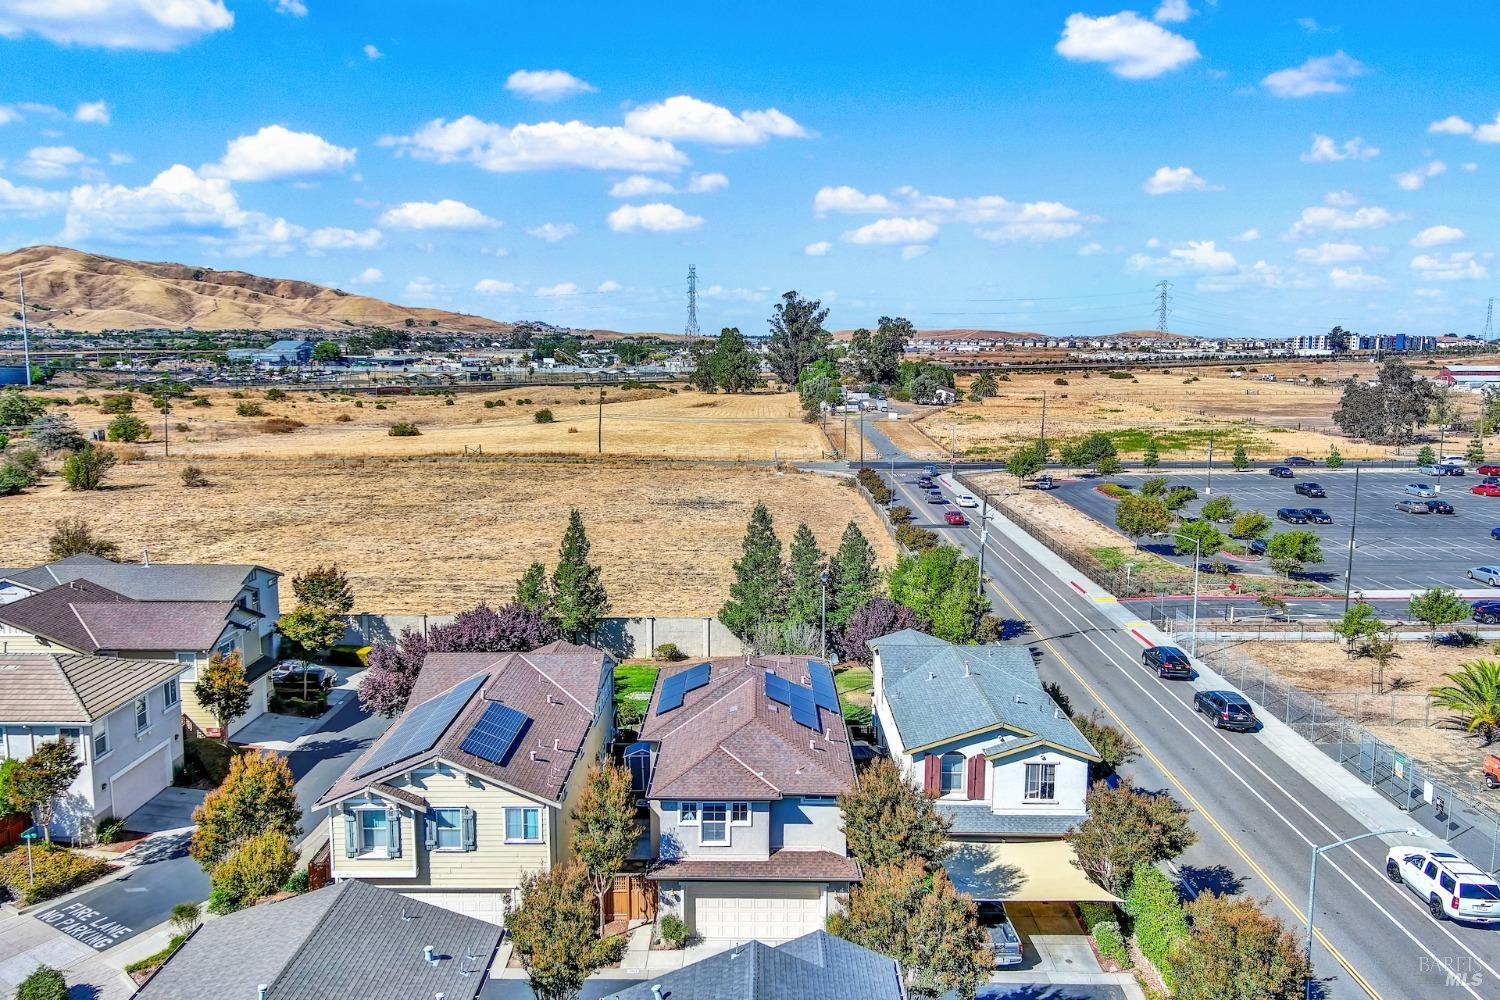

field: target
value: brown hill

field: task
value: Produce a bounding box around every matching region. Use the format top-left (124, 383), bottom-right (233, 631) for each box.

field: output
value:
top-left (0, 245), bottom-right (515, 334)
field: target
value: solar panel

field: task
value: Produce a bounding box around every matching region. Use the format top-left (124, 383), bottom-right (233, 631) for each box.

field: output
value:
top-left (788, 683), bottom-right (820, 730)
top-left (764, 672), bottom-right (792, 705)
top-left (808, 660), bottom-right (839, 712)
top-left (682, 662), bottom-right (711, 692)
top-left (459, 702), bottom-right (531, 765)
top-left (358, 673), bottom-right (487, 777)
top-left (656, 674), bottom-right (687, 715)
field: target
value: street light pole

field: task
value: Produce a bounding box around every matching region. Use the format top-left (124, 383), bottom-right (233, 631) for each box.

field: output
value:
top-left (1169, 531), bottom-right (1202, 654)
top-left (859, 409), bottom-right (865, 468)
top-left (977, 493), bottom-right (993, 594)
top-left (1039, 390), bottom-right (1047, 457)
top-left (1342, 465), bottom-right (1361, 616)
top-left (1305, 828), bottom-right (1420, 1000)
top-left (819, 571), bottom-right (830, 659)
top-left (1205, 428), bottom-right (1215, 496)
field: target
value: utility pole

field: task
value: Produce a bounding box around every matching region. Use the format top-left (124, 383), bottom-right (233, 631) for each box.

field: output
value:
top-left (1204, 428), bottom-right (1215, 495)
top-left (1038, 391), bottom-right (1047, 458)
top-left (1342, 465), bottom-right (1362, 616)
top-left (1154, 280), bottom-right (1173, 335)
top-left (1485, 297), bottom-right (1495, 340)
top-left (18, 272), bottom-right (32, 386)
top-left (596, 387), bottom-right (604, 454)
top-left (949, 423), bottom-right (956, 477)
top-left (858, 409), bottom-right (865, 468)
top-left (684, 265), bottom-right (700, 337)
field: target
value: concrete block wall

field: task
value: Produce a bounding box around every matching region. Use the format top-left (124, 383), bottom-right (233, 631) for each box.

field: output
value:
top-left (340, 614), bottom-right (744, 660)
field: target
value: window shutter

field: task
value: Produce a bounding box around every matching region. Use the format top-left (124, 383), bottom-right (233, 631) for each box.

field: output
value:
top-left (462, 807), bottom-right (476, 851)
top-left (967, 754), bottom-right (986, 801)
top-left (424, 813), bottom-right (437, 850)
top-left (343, 811), bottom-right (357, 858)
top-left (923, 754), bottom-right (940, 795)
top-left (387, 806), bottom-right (401, 858)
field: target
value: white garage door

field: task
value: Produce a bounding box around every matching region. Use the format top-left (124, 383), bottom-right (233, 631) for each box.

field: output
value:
top-left (403, 890), bottom-right (511, 926)
top-left (228, 676), bottom-right (269, 737)
top-left (690, 882), bottom-right (823, 940)
top-left (111, 746), bottom-right (170, 822)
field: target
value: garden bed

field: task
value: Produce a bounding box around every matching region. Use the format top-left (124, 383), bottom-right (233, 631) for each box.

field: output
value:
top-left (0, 843), bottom-right (113, 906)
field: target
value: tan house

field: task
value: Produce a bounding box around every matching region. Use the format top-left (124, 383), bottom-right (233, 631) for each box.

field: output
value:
top-left (315, 641), bottom-right (615, 925)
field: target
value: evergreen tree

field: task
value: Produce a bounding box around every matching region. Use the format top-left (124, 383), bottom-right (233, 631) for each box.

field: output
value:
top-left (548, 511), bottom-right (610, 643)
top-left (1142, 440), bottom-right (1160, 468)
top-left (1467, 432), bottom-right (1486, 465)
top-left (783, 523), bottom-right (826, 629)
top-left (1326, 445), bottom-right (1344, 469)
top-left (1231, 444), bottom-right (1249, 471)
top-left (515, 561), bottom-right (551, 612)
top-left (718, 504), bottom-right (786, 640)
top-left (828, 521), bottom-right (879, 628)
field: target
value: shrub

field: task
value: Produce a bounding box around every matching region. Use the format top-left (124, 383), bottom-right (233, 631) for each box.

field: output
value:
top-left (888, 504), bottom-right (914, 525)
top-left (655, 643), bottom-right (685, 661)
top-left (856, 468), bottom-right (893, 505)
top-left (534, 408), bottom-right (555, 423)
top-left (61, 444), bottom-right (117, 490)
top-left (99, 393), bottom-right (134, 415)
top-left (124, 934), bottom-right (188, 976)
top-left (234, 401), bottom-right (264, 417)
top-left (334, 413), bottom-right (352, 422)
top-left (95, 817), bottom-right (127, 845)
top-left (15, 967), bottom-right (67, 1000)
top-left (256, 417), bottom-right (304, 434)
top-left (1125, 863), bottom-right (1189, 988)
top-left (895, 523), bottom-right (940, 552)
top-left (0, 844), bottom-right (108, 905)
top-left (106, 414), bottom-right (151, 442)
top-left (264, 388), bottom-right (288, 401)
top-left (283, 868), bottom-right (309, 893)
top-left (388, 422), bottom-right (420, 437)
top-left (1140, 477), bottom-right (1168, 498)
top-left (170, 902), bottom-right (201, 935)
top-left (1054, 377), bottom-right (1069, 386)
top-left (182, 465), bottom-right (210, 488)
top-left (659, 913), bottom-right (688, 949)
top-left (208, 830), bottom-right (298, 914)
top-left (1097, 482), bottom-right (1131, 498)
top-left (1163, 486), bottom-right (1198, 511)
top-left (1094, 917), bottom-right (1131, 967)
top-left (228, 390), bottom-right (247, 399)
top-left (445, 396), bottom-right (455, 406)
top-left (616, 698), bottom-right (646, 729)
top-left (191, 396), bottom-right (211, 407)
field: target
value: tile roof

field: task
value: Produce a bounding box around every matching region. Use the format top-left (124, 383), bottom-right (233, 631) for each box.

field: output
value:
top-left (937, 804), bottom-right (1087, 837)
top-left (0, 653), bottom-right (183, 723)
top-left (646, 849), bottom-right (861, 883)
top-left (638, 655), bottom-right (856, 801)
top-left (318, 644), bottom-right (611, 807)
top-left (601, 931), bottom-right (903, 1000)
top-left (870, 631), bottom-right (1098, 760)
top-left (0, 581), bottom-right (235, 652)
top-left (2, 554), bottom-right (271, 602)
top-left (135, 879), bottom-right (501, 1000)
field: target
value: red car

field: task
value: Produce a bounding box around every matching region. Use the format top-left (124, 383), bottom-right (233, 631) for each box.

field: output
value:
top-left (945, 511), bottom-right (968, 526)
top-left (1473, 484), bottom-right (1500, 497)
top-left (1480, 465), bottom-right (1500, 476)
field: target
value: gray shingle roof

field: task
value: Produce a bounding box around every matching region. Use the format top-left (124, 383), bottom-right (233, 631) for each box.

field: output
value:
top-left (0, 653), bottom-right (181, 723)
top-left (937, 804), bottom-right (1087, 837)
top-left (3, 554), bottom-right (271, 602)
top-left (135, 879), bottom-right (501, 1000)
top-left (870, 631), bottom-right (1098, 759)
top-left (601, 931), bottom-right (904, 1000)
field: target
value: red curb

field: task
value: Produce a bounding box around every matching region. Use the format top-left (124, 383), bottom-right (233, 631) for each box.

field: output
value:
top-left (1069, 581), bottom-right (1086, 594)
top-left (1130, 629), bottom-right (1154, 647)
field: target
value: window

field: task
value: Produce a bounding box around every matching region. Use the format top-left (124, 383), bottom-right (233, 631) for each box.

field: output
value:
top-left (1425, 861), bottom-right (1439, 880)
top-left (92, 726), bottom-right (110, 760)
top-left (505, 807), bottom-right (542, 844)
top-left (134, 697), bottom-right (150, 736)
top-left (359, 809), bottom-right (389, 854)
top-left (1025, 762), bottom-right (1057, 801)
top-left (700, 802), bottom-right (728, 845)
top-left (432, 807), bottom-right (463, 851)
top-left (1440, 872), bottom-right (1457, 894)
top-left (215, 639), bottom-right (236, 662)
top-left (940, 753), bottom-right (966, 795)
top-left (162, 678), bottom-right (180, 708)
top-left (678, 801), bottom-right (698, 824)
top-left (176, 652), bottom-right (197, 683)
top-left (731, 802), bottom-right (750, 825)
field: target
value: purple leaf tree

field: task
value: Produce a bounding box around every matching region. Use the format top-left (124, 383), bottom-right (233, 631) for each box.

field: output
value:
top-left (834, 597), bottom-right (927, 664)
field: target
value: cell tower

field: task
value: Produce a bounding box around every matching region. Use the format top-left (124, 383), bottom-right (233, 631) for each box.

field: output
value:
top-left (685, 265), bottom-right (700, 336)
top-left (1154, 280), bottom-right (1173, 334)
top-left (1485, 297), bottom-right (1495, 340)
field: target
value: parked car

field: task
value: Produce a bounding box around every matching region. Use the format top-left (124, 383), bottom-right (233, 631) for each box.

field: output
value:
top-left (272, 664), bottom-right (336, 696)
top-left (1143, 646), bottom-right (1193, 679)
top-left (1478, 464), bottom-right (1500, 476)
top-left (1467, 566), bottom-right (1500, 586)
top-left (1443, 456), bottom-right (1469, 466)
top-left (1284, 456), bottom-right (1314, 467)
top-left (1419, 465), bottom-right (1446, 476)
top-left (1474, 483), bottom-right (1500, 497)
top-left (1293, 482), bottom-right (1326, 498)
top-left (1405, 483), bottom-right (1438, 497)
top-left (926, 490), bottom-right (947, 504)
top-left (1276, 507), bottom-right (1310, 523)
top-left (1036, 474), bottom-right (1056, 490)
top-left (976, 902), bottom-right (1024, 966)
top-left (1193, 690), bottom-right (1258, 731)
top-left (1484, 754), bottom-right (1500, 790)
top-left (1385, 846), bottom-right (1500, 924)
top-left (1395, 500), bottom-right (1432, 514)
top-left (1302, 507), bottom-right (1333, 523)
top-left (1438, 464), bottom-right (1466, 477)
top-left (1484, 476), bottom-right (1500, 486)
top-left (954, 492), bottom-right (979, 508)
top-left (1425, 499), bottom-right (1455, 515)
top-left (1472, 600), bottom-right (1500, 625)
top-left (1268, 466), bottom-right (1294, 478)
top-left (945, 510), bottom-right (968, 526)
top-left (1247, 538), bottom-right (1268, 556)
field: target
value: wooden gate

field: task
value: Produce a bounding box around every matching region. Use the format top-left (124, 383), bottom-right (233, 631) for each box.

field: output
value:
top-left (603, 874), bottom-right (657, 924)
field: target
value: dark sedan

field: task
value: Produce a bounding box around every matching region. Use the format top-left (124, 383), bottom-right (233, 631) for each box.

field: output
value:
top-left (1268, 466), bottom-right (1294, 478)
top-left (1425, 499), bottom-right (1455, 515)
top-left (1302, 507), bottom-right (1333, 523)
top-left (1284, 456), bottom-right (1315, 467)
top-left (1194, 690), bottom-right (1258, 731)
top-left (1276, 507), bottom-right (1310, 524)
top-left (1293, 482), bottom-right (1326, 498)
top-left (1143, 646), bottom-right (1193, 679)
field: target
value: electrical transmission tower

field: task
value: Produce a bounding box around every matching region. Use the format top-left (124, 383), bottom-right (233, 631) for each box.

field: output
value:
top-left (685, 265), bottom-right (700, 336)
top-left (1154, 280), bottom-right (1173, 334)
top-left (1485, 297), bottom-right (1495, 339)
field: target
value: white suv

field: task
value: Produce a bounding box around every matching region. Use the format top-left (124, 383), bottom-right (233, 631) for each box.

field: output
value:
top-left (1386, 846), bottom-right (1500, 923)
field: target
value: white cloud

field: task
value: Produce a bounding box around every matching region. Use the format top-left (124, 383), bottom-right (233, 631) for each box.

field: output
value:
top-left (1288, 200), bottom-right (1403, 238)
top-left (0, 106), bottom-right (18, 126)
top-left (1055, 11), bottom-right (1199, 80)
top-left (901, 245), bottom-right (930, 261)
top-left (1142, 165), bottom-right (1221, 195)
top-left (1234, 228), bottom-right (1261, 241)
top-left (1428, 115), bottom-right (1475, 136)
top-left (504, 69), bottom-right (597, 101)
top-left (1322, 189), bottom-right (1360, 207)
top-left (474, 278), bottom-right (520, 295)
top-left (306, 226), bottom-right (382, 250)
top-left (73, 100), bottom-right (109, 125)
top-left (1262, 51), bottom-right (1366, 98)
top-left (687, 172), bottom-right (729, 193)
top-left (535, 282), bottom-right (580, 297)
top-left (0, 0), bottom-right (233, 50)
top-left (1411, 251), bottom-right (1489, 281)
top-left (351, 267), bottom-right (382, 284)
top-left (17, 145), bottom-right (88, 179)
top-left (1300, 134), bottom-right (1378, 163)
top-left (388, 115), bottom-right (688, 173)
top-left (597, 280), bottom-right (622, 293)
top-left (1463, 162), bottom-right (1479, 172)
top-left (701, 285), bottom-right (770, 303)
top-left (526, 222), bottom-right (576, 242)
top-left (804, 241), bottom-right (832, 257)
top-left (813, 185), bottom-right (893, 214)
top-left (1476, 114), bottom-right (1500, 144)
top-left (1412, 225), bottom-right (1464, 248)
top-left (607, 202), bottom-right (703, 233)
top-left (362, 43), bottom-right (381, 60)
top-left (623, 96), bottom-right (810, 146)
top-left (971, 201), bottom-right (1084, 242)
top-left (403, 276), bottom-right (436, 300)
top-left (272, 0), bottom-right (307, 16)
top-left (204, 125), bottom-right (356, 182)
top-left (842, 217), bottom-right (939, 245)
top-left (1329, 266), bottom-right (1386, 289)
top-left (813, 184), bottom-right (1084, 242)
top-left (108, 151), bottom-right (133, 165)
top-left (1196, 260), bottom-right (1306, 292)
top-left (0, 175), bottom-right (66, 214)
top-left (1393, 160), bottom-right (1446, 191)
top-left (1153, 0), bottom-right (1192, 23)
top-left (1295, 242), bottom-right (1369, 264)
top-left (610, 175), bottom-right (674, 198)
top-left (379, 199), bottom-right (498, 230)
top-left (1413, 287), bottom-right (1444, 298)
top-left (1077, 242), bottom-right (1106, 255)
top-left (1127, 239), bottom-right (1238, 276)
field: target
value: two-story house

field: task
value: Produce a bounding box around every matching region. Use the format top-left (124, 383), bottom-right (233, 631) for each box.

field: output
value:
top-left (634, 655), bottom-right (860, 942)
top-left (0, 652), bottom-right (184, 839)
top-left (315, 641), bottom-right (615, 925)
top-left (869, 630), bottom-right (1116, 904)
top-left (0, 563), bottom-right (279, 738)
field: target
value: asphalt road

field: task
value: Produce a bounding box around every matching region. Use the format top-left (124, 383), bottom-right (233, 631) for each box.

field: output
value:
top-left (853, 427), bottom-right (1500, 1000)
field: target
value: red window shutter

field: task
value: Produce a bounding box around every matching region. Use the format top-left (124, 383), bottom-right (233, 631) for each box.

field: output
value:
top-left (967, 754), bottom-right (986, 800)
top-left (923, 754), bottom-right (940, 795)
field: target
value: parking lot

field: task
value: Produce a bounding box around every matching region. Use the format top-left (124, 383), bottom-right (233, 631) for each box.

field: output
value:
top-left (1053, 467), bottom-right (1500, 594)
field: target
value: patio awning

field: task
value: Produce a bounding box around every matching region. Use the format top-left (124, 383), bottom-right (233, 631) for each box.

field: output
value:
top-left (943, 839), bottom-right (1120, 903)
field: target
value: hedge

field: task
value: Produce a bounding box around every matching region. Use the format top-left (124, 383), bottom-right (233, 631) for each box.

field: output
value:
top-left (1098, 483), bottom-right (1131, 499)
top-left (0, 845), bottom-right (108, 905)
top-left (1124, 863), bottom-right (1188, 989)
top-left (1079, 901), bottom-right (1132, 968)
top-left (895, 523), bottom-right (940, 552)
top-left (856, 468), bottom-right (892, 505)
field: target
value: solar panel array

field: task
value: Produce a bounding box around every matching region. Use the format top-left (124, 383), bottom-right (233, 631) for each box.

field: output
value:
top-left (808, 660), bottom-right (839, 712)
top-left (765, 668), bottom-right (822, 731)
top-left (655, 662), bottom-right (713, 716)
top-left (764, 672), bottom-right (792, 706)
top-left (358, 674), bottom-right (487, 777)
top-left (459, 702), bottom-right (531, 766)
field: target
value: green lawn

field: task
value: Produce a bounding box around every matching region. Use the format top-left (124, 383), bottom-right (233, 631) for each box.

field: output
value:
top-left (834, 665), bottom-right (872, 695)
top-left (614, 663), bottom-right (660, 703)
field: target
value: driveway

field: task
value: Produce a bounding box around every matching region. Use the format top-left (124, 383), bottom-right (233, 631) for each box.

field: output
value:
top-left (123, 787), bottom-right (205, 834)
top-left (0, 911), bottom-right (134, 999)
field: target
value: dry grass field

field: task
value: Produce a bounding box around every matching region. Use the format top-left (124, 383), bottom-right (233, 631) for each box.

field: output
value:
top-left (0, 457), bottom-right (893, 616)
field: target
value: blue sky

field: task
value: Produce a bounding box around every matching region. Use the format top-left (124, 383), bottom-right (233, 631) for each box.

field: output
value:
top-left (0, 1), bottom-right (1496, 337)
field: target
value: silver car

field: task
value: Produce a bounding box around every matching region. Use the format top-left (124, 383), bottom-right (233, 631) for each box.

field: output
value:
top-left (1405, 482), bottom-right (1438, 498)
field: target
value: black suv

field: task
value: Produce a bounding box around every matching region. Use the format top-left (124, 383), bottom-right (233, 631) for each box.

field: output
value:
top-left (1294, 482), bottom-right (1326, 498)
top-left (1277, 507), bottom-right (1310, 524)
top-left (1301, 508), bottom-right (1333, 524)
top-left (1474, 601), bottom-right (1500, 625)
top-left (1143, 646), bottom-right (1193, 679)
top-left (1268, 466), bottom-right (1294, 478)
top-left (1194, 690), bottom-right (1258, 731)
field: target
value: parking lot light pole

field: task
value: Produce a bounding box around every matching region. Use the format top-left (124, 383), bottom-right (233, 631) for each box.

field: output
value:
top-left (1342, 466), bottom-right (1362, 616)
top-left (1168, 532), bottom-right (1202, 655)
top-left (1205, 428), bottom-right (1215, 496)
top-left (1305, 828), bottom-right (1421, 1000)
top-left (977, 492), bottom-right (997, 594)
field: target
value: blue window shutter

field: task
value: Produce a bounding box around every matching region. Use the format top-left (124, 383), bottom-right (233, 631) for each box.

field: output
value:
top-left (343, 811), bottom-right (357, 858)
top-left (387, 806), bottom-right (402, 858)
top-left (462, 807), bottom-right (476, 850)
top-left (424, 813), bottom-right (437, 850)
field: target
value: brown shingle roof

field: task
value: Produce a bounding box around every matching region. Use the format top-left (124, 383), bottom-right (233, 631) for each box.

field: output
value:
top-left (0, 582), bottom-right (234, 653)
top-left (639, 656), bottom-right (856, 802)
top-left (0, 580), bottom-right (130, 651)
top-left (646, 849), bottom-right (862, 882)
top-left (0, 654), bottom-right (182, 723)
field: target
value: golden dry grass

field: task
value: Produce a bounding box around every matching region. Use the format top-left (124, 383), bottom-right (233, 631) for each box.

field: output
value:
top-left (0, 457), bottom-right (893, 616)
top-left (1238, 640), bottom-right (1466, 695)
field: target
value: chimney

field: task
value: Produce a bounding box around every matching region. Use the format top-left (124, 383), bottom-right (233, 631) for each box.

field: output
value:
top-left (424, 945), bottom-right (437, 966)
top-left (652, 987), bottom-right (663, 1000)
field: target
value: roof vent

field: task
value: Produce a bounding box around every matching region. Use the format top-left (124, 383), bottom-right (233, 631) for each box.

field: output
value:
top-left (529, 750), bottom-right (538, 762)
top-left (257, 987), bottom-right (267, 1000)
top-left (424, 945), bottom-right (437, 966)
top-left (652, 987), bottom-right (664, 1000)
top-left (927, 670), bottom-right (936, 681)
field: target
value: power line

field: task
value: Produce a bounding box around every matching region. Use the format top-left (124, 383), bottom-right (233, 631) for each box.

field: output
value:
top-left (685, 264), bottom-right (700, 336)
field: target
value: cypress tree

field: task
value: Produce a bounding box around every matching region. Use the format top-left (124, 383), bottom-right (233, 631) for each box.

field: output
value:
top-left (828, 521), bottom-right (879, 628)
top-left (784, 523), bottom-right (827, 629)
top-left (549, 510), bottom-right (610, 643)
top-left (719, 504), bottom-right (787, 640)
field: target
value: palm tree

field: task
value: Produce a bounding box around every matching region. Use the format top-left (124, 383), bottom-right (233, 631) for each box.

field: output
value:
top-left (1430, 659), bottom-right (1500, 745)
